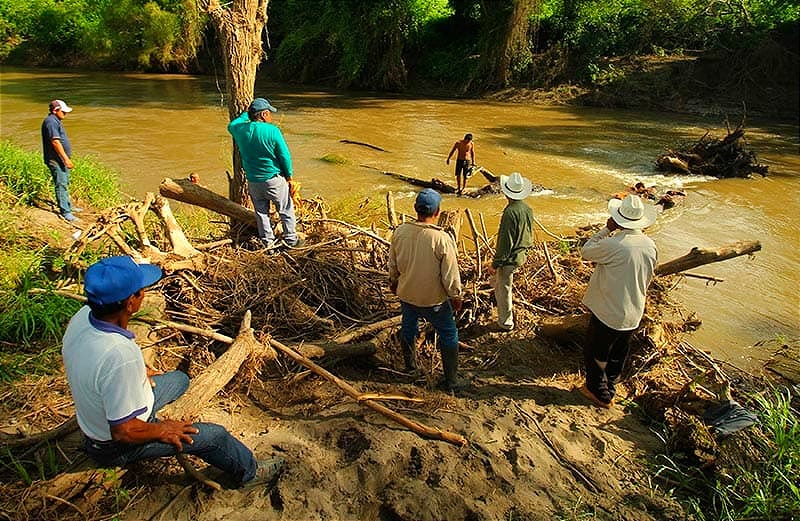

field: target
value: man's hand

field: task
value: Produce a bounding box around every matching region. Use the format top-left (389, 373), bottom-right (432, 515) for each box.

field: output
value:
top-left (449, 297), bottom-right (463, 314)
top-left (158, 420), bottom-right (199, 451)
top-left (487, 264), bottom-right (496, 276)
top-left (606, 217), bottom-right (620, 232)
top-left (64, 158), bottom-right (74, 169)
top-left (146, 365), bottom-right (163, 388)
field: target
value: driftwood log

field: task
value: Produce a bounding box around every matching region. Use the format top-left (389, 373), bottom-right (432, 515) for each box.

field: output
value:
top-left (159, 177), bottom-right (257, 229)
top-left (539, 240), bottom-right (762, 341)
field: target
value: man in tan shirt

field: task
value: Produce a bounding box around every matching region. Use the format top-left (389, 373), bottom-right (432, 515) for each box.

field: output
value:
top-left (389, 189), bottom-right (465, 392)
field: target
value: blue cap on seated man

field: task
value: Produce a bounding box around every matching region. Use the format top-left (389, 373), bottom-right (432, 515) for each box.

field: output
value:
top-left (84, 256), bottom-right (162, 305)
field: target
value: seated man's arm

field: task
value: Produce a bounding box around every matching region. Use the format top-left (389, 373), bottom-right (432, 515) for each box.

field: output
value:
top-left (111, 418), bottom-right (198, 451)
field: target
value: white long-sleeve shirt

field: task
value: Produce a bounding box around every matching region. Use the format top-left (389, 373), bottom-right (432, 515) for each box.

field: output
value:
top-left (581, 227), bottom-right (657, 331)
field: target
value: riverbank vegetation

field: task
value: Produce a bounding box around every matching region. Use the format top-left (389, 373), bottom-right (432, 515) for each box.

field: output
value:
top-left (1, 0), bottom-right (797, 116)
top-left (0, 143), bottom-right (797, 519)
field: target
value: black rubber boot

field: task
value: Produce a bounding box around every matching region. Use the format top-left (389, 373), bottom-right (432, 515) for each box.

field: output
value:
top-left (401, 339), bottom-right (417, 374)
top-left (437, 346), bottom-right (467, 392)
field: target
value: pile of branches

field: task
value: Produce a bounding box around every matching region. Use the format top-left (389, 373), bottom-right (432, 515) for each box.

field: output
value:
top-left (656, 122), bottom-right (768, 178)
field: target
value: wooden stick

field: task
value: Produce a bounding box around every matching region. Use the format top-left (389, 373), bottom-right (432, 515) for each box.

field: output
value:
top-left (356, 393), bottom-right (424, 403)
top-left (541, 241), bottom-right (561, 283)
top-left (332, 315), bottom-right (402, 344)
top-left (340, 139), bottom-right (387, 152)
top-left (268, 337), bottom-right (467, 447)
top-left (195, 238), bottom-right (233, 251)
top-left (386, 191), bottom-right (399, 229)
top-left (464, 208), bottom-right (482, 280)
top-left (0, 417), bottom-right (79, 450)
top-left (305, 218), bottom-right (390, 246)
top-left (682, 272), bottom-right (724, 284)
top-left (175, 453), bottom-right (222, 491)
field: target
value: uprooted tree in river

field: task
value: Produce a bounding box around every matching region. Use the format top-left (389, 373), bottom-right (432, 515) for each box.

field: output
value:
top-left (656, 120), bottom-right (769, 178)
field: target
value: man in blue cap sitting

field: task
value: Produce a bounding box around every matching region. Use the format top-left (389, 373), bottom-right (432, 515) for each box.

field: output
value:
top-left (62, 256), bottom-right (284, 489)
top-left (388, 189), bottom-right (466, 392)
top-left (227, 97), bottom-right (302, 250)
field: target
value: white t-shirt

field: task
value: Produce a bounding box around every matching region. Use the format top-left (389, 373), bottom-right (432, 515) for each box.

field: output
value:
top-left (62, 306), bottom-right (155, 441)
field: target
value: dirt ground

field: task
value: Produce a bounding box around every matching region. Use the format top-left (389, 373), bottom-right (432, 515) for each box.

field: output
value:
top-left (3, 200), bottom-right (687, 521)
top-left (84, 318), bottom-right (683, 521)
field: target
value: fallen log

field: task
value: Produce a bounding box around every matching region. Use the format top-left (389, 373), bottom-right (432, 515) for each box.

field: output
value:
top-left (159, 177), bottom-right (257, 229)
top-left (296, 341), bottom-right (377, 359)
top-left (160, 310), bottom-right (271, 421)
top-left (654, 241), bottom-right (761, 276)
top-left (0, 416), bottom-right (78, 450)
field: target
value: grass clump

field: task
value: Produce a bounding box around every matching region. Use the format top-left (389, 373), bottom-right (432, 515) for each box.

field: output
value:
top-left (656, 387), bottom-right (800, 520)
top-left (319, 153), bottom-right (351, 165)
top-left (0, 140), bottom-right (122, 210)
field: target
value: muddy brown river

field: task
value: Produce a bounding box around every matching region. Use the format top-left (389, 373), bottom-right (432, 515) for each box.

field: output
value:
top-left (1, 67), bottom-right (798, 368)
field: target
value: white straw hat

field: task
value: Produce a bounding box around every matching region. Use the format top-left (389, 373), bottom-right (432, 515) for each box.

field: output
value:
top-left (500, 172), bottom-right (533, 200)
top-left (608, 194), bottom-right (657, 229)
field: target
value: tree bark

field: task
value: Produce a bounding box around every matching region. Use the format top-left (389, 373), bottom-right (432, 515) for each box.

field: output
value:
top-left (203, 0), bottom-right (269, 205)
top-left (159, 177), bottom-right (257, 229)
top-left (473, 0), bottom-right (534, 90)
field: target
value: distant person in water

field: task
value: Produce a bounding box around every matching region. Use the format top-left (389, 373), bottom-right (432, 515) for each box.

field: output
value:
top-left (41, 99), bottom-right (81, 222)
top-left (446, 133), bottom-right (475, 195)
top-left (578, 194), bottom-right (658, 409)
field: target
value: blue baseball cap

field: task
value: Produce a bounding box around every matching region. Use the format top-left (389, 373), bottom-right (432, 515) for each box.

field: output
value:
top-left (84, 256), bottom-right (162, 305)
top-left (249, 98), bottom-right (278, 114)
top-left (414, 188), bottom-right (442, 215)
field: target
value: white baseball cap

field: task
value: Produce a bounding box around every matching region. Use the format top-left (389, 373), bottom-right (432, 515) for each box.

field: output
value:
top-left (49, 100), bottom-right (73, 113)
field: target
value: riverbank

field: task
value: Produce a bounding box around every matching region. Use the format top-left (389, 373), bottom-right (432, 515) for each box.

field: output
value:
top-left (0, 143), bottom-right (797, 520)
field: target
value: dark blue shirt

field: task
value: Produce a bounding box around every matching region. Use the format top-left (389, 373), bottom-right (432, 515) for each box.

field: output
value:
top-left (41, 113), bottom-right (72, 167)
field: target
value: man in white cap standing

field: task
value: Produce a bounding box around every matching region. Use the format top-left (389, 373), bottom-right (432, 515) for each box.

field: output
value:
top-left (42, 99), bottom-right (80, 222)
top-left (487, 172), bottom-right (535, 332)
top-left (579, 194), bottom-right (658, 408)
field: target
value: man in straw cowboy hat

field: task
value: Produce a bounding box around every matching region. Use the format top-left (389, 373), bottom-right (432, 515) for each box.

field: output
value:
top-left (579, 194), bottom-right (658, 408)
top-left (487, 172), bottom-right (535, 332)
top-left (62, 256), bottom-right (285, 489)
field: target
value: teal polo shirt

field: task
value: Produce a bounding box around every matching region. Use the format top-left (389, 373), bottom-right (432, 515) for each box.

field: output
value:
top-left (227, 112), bottom-right (293, 182)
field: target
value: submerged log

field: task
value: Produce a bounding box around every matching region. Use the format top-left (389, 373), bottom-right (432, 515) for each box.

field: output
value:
top-left (159, 177), bottom-right (257, 229)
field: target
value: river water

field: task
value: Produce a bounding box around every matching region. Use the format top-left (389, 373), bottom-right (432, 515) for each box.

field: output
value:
top-left (1, 67), bottom-right (798, 367)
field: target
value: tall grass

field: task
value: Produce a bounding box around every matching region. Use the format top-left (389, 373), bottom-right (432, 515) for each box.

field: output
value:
top-left (656, 387), bottom-right (800, 520)
top-left (0, 140), bottom-right (122, 209)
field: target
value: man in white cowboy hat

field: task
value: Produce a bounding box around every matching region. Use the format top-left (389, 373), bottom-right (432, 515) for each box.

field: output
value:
top-left (579, 194), bottom-right (658, 408)
top-left (487, 172), bottom-right (535, 332)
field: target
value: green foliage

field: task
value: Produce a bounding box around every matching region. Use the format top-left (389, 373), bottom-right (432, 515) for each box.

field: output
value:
top-left (319, 153), bottom-right (351, 165)
top-left (0, 0), bottom-right (202, 70)
top-left (0, 278), bottom-right (82, 345)
top-left (655, 387), bottom-right (800, 520)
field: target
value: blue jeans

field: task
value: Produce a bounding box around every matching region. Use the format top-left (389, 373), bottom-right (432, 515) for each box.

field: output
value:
top-left (400, 300), bottom-right (459, 351)
top-left (247, 176), bottom-right (297, 244)
top-left (83, 371), bottom-right (258, 483)
top-left (47, 160), bottom-right (72, 215)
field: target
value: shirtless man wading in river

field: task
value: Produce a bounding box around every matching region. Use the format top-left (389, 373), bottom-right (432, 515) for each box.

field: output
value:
top-left (446, 133), bottom-right (475, 195)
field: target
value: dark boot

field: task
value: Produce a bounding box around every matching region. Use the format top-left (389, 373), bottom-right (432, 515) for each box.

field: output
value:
top-left (401, 339), bottom-right (417, 374)
top-left (437, 346), bottom-right (468, 392)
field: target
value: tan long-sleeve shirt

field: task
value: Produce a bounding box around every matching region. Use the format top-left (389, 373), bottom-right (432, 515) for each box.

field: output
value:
top-left (388, 222), bottom-right (462, 307)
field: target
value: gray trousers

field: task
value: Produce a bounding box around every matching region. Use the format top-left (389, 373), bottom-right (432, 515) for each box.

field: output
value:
top-left (247, 176), bottom-right (297, 244)
top-left (493, 265), bottom-right (517, 329)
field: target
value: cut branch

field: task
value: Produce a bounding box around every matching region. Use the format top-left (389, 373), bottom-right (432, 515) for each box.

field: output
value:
top-left (655, 241), bottom-right (761, 276)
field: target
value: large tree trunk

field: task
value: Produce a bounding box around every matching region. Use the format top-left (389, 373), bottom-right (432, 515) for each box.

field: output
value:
top-left (473, 0), bottom-right (534, 91)
top-left (204, 0), bottom-right (269, 205)
top-left (159, 177), bottom-right (257, 229)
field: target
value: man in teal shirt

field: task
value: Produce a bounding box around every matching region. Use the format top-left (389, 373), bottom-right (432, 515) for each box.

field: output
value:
top-left (488, 172), bottom-right (535, 331)
top-left (228, 98), bottom-right (300, 248)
